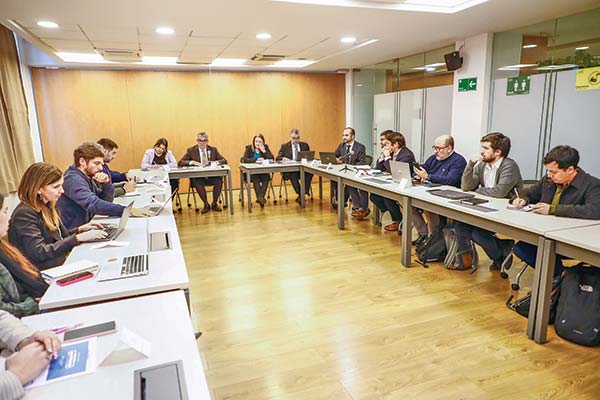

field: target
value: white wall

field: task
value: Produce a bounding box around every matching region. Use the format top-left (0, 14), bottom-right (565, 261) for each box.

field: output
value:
top-left (451, 32), bottom-right (493, 160)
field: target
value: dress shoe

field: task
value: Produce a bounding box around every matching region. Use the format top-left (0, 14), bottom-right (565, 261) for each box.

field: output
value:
top-left (411, 233), bottom-right (428, 246)
top-left (201, 206), bottom-right (211, 214)
top-left (211, 204), bottom-right (222, 212)
top-left (295, 196), bottom-right (301, 204)
top-left (384, 222), bottom-right (400, 231)
top-left (491, 239), bottom-right (515, 270)
top-left (351, 209), bottom-right (360, 217)
top-left (356, 209), bottom-right (371, 220)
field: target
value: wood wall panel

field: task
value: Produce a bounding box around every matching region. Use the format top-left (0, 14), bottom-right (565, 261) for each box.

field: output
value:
top-left (32, 69), bottom-right (346, 188)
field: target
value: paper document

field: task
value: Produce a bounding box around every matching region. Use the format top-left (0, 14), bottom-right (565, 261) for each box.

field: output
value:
top-left (42, 260), bottom-right (100, 280)
top-left (27, 338), bottom-right (97, 389)
top-left (91, 241), bottom-right (130, 250)
top-left (98, 327), bottom-right (152, 367)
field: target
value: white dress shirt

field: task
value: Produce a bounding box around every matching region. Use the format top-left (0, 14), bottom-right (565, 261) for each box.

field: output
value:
top-left (483, 157), bottom-right (503, 188)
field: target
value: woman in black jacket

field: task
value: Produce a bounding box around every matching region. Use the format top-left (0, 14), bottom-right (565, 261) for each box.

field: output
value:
top-left (241, 134), bottom-right (274, 208)
top-left (0, 193), bottom-right (47, 315)
top-left (8, 163), bottom-right (105, 270)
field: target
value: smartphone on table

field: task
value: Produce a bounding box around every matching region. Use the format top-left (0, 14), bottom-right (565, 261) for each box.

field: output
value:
top-left (56, 271), bottom-right (94, 287)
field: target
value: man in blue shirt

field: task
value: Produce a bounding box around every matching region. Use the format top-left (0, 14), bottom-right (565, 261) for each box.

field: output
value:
top-left (57, 142), bottom-right (150, 229)
top-left (412, 134), bottom-right (467, 245)
top-left (97, 138), bottom-right (135, 197)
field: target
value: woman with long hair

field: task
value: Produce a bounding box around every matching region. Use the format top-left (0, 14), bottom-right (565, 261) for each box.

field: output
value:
top-left (141, 137), bottom-right (180, 194)
top-left (241, 134), bottom-right (274, 208)
top-left (0, 193), bottom-right (46, 316)
top-left (8, 162), bottom-right (105, 270)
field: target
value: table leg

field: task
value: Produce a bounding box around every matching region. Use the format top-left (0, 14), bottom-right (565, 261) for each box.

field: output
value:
top-left (527, 236), bottom-right (548, 339)
top-left (246, 170), bottom-right (252, 213)
top-left (401, 196), bottom-right (412, 267)
top-left (319, 176), bottom-right (323, 200)
top-left (228, 171), bottom-right (234, 215)
top-left (337, 177), bottom-right (344, 230)
top-left (533, 238), bottom-right (556, 344)
top-left (300, 168), bottom-right (306, 208)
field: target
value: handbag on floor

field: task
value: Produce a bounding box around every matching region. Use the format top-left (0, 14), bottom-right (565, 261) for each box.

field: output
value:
top-left (505, 275), bottom-right (562, 323)
top-left (442, 225), bottom-right (478, 273)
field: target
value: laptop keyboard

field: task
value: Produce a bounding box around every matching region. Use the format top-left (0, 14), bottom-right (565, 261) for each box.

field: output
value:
top-left (121, 254), bottom-right (149, 277)
top-left (104, 227), bottom-right (117, 238)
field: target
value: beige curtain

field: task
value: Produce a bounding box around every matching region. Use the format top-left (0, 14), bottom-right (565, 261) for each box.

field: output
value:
top-left (0, 24), bottom-right (34, 193)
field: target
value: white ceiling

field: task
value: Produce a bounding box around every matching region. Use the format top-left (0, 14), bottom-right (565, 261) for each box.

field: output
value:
top-left (1, 0), bottom-right (599, 71)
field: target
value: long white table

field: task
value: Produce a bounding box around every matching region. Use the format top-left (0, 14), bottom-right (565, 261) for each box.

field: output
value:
top-left (169, 165), bottom-right (234, 215)
top-left (24, 291), bottom-right (210, 399)
top-left (39, 183), bottom-right (190, 312)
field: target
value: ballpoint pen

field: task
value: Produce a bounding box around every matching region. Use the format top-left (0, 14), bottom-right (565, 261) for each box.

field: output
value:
top-left (51, 323), bottom-right (83, 335)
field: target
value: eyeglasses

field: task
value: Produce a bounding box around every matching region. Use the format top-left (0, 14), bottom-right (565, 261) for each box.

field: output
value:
top-left (196, 139), bottom-right (208, 143)
top-left (432, 145), bottom-right (450, 152)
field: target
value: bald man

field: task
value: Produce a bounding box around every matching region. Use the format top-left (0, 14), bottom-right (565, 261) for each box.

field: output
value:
top-left (412, 134), bottom-right (467, 245)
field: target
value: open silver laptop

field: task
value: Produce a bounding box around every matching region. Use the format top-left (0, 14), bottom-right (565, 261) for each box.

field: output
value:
top-left (389, 161), bottom-right (413, 186)
top-left (96, 254), bottom-right (149, 282)
top-left (319, 152), bottom-right (339, 165)
top-left (92, 202), bottom-right (134, 242)
top-left (297, 150), bottom-right (315, 161)
top-left (147, 189), bottom-right (178, 216)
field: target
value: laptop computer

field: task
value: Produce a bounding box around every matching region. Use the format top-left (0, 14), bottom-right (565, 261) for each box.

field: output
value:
top-left (146, 189), bottom-right (178, 216)
top-left (92, 202), bottom-right (134, 242)
top-left (319, 152), bottom-right (339, 165)
top-left (427, 189), bottom-right (475, 200)
top-left (389, 161), bottom-right (413, 185)
top-left (297, 150), bottom-right (315, 161)
top-left (96, 254), bottom-right (149, 282)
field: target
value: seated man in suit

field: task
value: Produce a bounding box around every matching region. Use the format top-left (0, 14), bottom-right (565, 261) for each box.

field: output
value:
top-left (510, 145), bottom-right (600, 276)
top-left (455, 132), bottom-right (523, 269)
top-left (333, 127), bottom-right (370, 218)
top-left (411, 134), bottom-right (467, 246)
top-left (178, 132), bottom-right (228, 214)
top-left (276, 128), bottom-right (313, 203)
top-left (56, 142), bottom-right (150, 229)
top-left (370, 131), bottom-right (416, 231)
top-left (97, 138), bottom-right (135, 197)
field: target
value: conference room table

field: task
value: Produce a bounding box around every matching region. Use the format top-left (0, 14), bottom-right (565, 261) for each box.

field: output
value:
top-left (23, 291), bottom-right (211, 399)
top-left (38, 182), bottom-right (191, 312)
top-left (168, 165), bottom-right (234, 215)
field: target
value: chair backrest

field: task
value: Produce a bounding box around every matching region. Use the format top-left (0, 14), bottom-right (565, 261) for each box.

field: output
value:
top-left (364, 155), bottom-right (373, 166)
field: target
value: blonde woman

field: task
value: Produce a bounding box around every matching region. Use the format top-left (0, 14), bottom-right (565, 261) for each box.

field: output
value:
top-left (8, 162), bottom-right (106, 270)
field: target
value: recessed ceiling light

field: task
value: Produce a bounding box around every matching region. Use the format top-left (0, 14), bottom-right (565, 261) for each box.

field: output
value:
top-left (522, 44), bottom-right (538, 49)
top-left (575, 46), bottom-right (589, 51)
top-left (156, 27), bottom-right (175, 35)
top-left (55, 52), bottom-right (108, 63)
top-left (341, 36), bottom-right (357, 44)
top-left (211, 58), bottom-right (247, 67)
top-left (141, 56), bottom-right (178, 65)
top-left (256, 33), bottom-right (272, 40)
top-left (37, 21), bottom-right (59, 29)
top-left (270, 59), bottom-right (314, 68)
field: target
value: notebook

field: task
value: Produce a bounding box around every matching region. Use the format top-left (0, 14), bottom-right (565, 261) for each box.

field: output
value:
top-left (42, 260), bottom-right (100, 280)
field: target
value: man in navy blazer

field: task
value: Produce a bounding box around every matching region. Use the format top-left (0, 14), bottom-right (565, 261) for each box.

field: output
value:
top-left (276, 128), bottom-right (313, 202)
top-left (333, 127), bottom-right (370, 218)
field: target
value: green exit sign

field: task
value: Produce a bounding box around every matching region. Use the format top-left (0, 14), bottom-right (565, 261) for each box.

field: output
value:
top-left (458, 77), bottom-right (477, 92)
top-left (507, 76), bottom-right (530, 95)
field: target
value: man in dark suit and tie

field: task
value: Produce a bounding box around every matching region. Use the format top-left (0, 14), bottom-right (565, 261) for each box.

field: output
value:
top-left (276, 128), bottom-right (313, 202)
top-left (333, 127), bottom-right (370, 219)
top-left (178, 132), bottom-right (228, 214)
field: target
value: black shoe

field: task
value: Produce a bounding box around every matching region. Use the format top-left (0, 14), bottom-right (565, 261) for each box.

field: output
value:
top-left (295, 196), bottom-right (301, 204)
top-left (411, 233), bottom-right (428, 246)
top-left (491, 239), bottom-right (515, 270)
top-left (211, 204), bottom-right (222, 212)
top-left (201, 206), bottom-right (210, 214)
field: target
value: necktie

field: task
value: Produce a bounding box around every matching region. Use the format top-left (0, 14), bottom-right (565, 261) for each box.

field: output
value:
top-left (202, 149), bottom-right (208, 165)
top-left (293, 144), bottom-right (299, 160)
top-left (346, 144), bottom-right (351, 156)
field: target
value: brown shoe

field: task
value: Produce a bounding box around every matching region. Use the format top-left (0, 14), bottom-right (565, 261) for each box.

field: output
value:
top-left (351, 209), bottom-right (360, 217)
top-left (356, 209), bottom-right (371, 220)
top-left (384, 222), bottom-right (400, 231)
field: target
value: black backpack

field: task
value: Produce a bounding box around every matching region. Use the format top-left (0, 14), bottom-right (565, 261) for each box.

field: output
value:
top-left (554, 264), bottom-right (600, 346)
top-left (416, 230), bottom-right (447, 267)
top-left (506, 275), bottom-right (562, 323)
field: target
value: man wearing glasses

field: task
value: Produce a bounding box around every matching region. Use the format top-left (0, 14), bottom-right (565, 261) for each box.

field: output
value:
top-left (276, 128), bottom-right (313, 203)
top-left (178, 132), bottom-right (228, 214)
top-left (411, 134), bottom-right (467, 245)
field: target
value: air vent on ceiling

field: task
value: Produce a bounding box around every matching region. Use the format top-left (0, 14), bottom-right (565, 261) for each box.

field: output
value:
top-left (99, 49), bottom-right (143, 62)
top-left (248, 54), bottom-right (285, 65)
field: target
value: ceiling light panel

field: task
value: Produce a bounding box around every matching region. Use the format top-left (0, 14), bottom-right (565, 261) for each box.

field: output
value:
top-left (156, 27), bottom-right (175, 35)
top-left (37, 21), bottom-right (59, 28)
top-left (271, 0), bottom-right (489, 13)
top-left (270, 59), bottom-right (314, 68)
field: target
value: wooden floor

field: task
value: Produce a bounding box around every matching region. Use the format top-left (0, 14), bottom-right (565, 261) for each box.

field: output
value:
top-left (177, 186), bottom-right (600, 400)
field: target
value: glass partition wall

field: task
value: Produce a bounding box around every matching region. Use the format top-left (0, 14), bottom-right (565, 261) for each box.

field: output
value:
top-left (353, 45), bottom-right (455, 162)
top-left (489, 8), bottom-right (600, 179)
